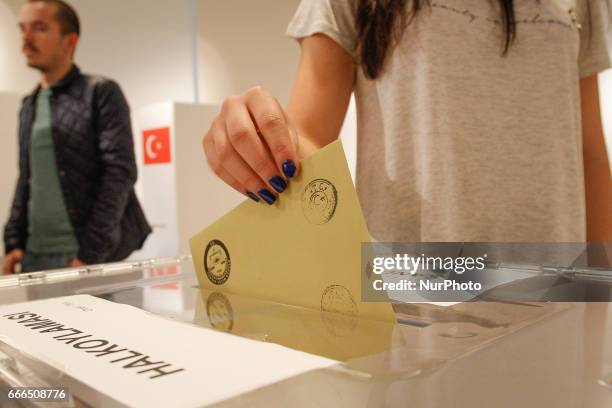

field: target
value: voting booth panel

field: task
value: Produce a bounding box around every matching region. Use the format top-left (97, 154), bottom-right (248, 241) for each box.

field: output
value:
top-left (132, 102), bottom-right (243, 260)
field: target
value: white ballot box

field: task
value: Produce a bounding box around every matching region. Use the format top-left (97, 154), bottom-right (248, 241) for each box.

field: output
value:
top-left (0, 258), bottom-right (610, 408)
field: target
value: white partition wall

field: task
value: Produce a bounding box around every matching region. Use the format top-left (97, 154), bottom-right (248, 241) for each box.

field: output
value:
top-left (132, 102), bottom-right (242, 259)
top-left (132, 102), bottom-right (179, 259)
top-left (173, 103), bottom-right (244, 252)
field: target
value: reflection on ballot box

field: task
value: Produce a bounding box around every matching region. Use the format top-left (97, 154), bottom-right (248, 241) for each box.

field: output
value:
top-left (194, 289), bottom-right (394, 362)
top-left (0, 257), bottom-right (609, 407)
top-left (193, 284), bottom-right (597, 408)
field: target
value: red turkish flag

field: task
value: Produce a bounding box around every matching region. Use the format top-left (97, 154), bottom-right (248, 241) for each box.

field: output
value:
top-left (143, 127), bottom-right (171, 165)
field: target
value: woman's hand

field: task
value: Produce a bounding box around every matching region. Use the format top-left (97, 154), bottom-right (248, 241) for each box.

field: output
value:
top-left (203, 34), bottom-right (356, 204)
top-left (203, 86), bottom-right (300, 205)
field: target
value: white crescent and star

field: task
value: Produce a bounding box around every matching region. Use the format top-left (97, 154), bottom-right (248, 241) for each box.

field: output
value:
top-left (145, 134), bottom-right (163, 159)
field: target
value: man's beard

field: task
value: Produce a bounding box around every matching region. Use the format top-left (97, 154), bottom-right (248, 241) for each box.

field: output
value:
top-left (27, 61), bottom-right (50, 72)
top-left (23, 43), bottom-right (50, 72)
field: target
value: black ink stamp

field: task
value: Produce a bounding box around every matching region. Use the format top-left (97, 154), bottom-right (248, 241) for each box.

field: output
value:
top-left (320, 285), bottom-right (358, 337)
top-left (204, 240), bottom-right (231, 285)
top-left (206, 292), bottom-right (234, 332)
top-left (302, 179), bottom-right (338, 225)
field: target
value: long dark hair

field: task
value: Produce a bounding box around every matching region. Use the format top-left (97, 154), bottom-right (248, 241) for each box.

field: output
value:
top-left (356, 0), bottom-right (517, 79)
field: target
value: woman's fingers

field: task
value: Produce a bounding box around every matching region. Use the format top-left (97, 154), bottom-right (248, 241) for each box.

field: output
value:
top-left (202, 86), bottom-right (300, 205)
top-left (203, 127), bottom-right (246, 195)
top-left (222, 97), bottom-right (287, 195)
top-left (244, 87), bottom-right (300, 180)
top-left (205, 118), bottom-right (277, 205)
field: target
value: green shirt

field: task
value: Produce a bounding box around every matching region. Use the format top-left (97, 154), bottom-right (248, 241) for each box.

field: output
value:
top-left (26, 88), bottom-right (79, 255)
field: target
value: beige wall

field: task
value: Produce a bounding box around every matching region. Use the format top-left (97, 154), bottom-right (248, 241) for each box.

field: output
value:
top-left (71, 0), bottom-right (195, 110)
top-left (0, 0), bottom-right (196, 109)
top-left (0, 93), bottom-right (21, 256)
top-left (197, 0), bottom-right (301, 105)
top-left (0, 0), bottom-right (37, 93)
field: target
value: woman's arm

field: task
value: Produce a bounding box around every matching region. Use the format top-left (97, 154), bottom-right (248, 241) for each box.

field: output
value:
top-left (580, 74), bottom-right (612, 242)
top-left (288, 34), bottom-right (356, 158)
top-left (202, 34), bottom-right (355, 202)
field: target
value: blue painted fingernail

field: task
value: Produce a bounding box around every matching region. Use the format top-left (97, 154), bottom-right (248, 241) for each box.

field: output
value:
top-left (247, 191), bottom-right (260, 203)
top-left (269, 176), bottom-right (287, 193)
top-left (258, 189), bottom-right (276, 205)
top-left (282, 160), bottom-right (297, 178)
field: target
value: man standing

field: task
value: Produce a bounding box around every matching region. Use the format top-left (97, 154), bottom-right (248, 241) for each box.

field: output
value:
top-left (3, 0), bottom-right (151, 273)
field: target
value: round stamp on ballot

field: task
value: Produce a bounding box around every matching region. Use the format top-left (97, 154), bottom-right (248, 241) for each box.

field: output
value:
top-left (301, 179), bottom-right (338, 225)
top-left (206, 292), bottom-right (234, 332)
top-left (204, 240), bottom-right (231, 285)
top-left (320, 284), bottom-right (358, 337)
top-left (321, 284), bottom-right (358, 316)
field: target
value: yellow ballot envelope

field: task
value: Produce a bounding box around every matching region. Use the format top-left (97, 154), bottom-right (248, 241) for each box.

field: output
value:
top-left (189, 140), bottom-right (395, 323)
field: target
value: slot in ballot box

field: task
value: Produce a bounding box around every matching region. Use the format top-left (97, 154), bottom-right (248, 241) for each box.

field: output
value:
top-left (0, 257), bottom-right (610, 408)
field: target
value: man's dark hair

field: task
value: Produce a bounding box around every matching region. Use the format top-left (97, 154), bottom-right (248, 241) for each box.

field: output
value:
top-left (29, 0), bottom-right (80, 35)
